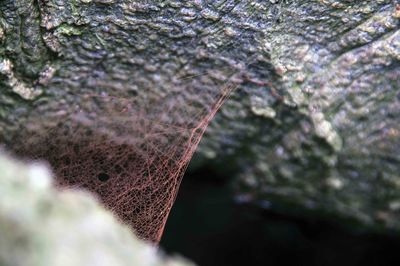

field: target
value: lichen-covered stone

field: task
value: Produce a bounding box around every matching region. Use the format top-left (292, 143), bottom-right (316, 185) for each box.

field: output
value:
top-left (0, 151), bottom-right (193, 266)
top-left (0, 0), bottom-right (399, 232)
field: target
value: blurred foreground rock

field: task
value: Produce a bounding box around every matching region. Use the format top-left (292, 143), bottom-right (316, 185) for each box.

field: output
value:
top-left (0, 152), bottom-right (193, 266)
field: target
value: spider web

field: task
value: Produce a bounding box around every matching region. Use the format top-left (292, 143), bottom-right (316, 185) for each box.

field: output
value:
top-left (10, 61), bottom-right (241, 243)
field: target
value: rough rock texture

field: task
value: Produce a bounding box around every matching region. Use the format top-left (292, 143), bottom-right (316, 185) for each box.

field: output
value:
top-left (201, 0), bottom-right (400, 230)
top-left (0, 0), bottom-right (399, 231)
top-left (0, 151), bottom-right (193, 266)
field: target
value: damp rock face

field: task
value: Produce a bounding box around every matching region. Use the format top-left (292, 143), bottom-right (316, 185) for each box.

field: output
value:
top-left (0, 0), bottom-right (400, 232)
top-left (0, 152), bottom-right (193, 266)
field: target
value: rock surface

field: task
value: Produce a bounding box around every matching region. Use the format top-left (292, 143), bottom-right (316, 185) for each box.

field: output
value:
top-left (0, 151), bottom-right (193, 266)
top-left (0, 0), bottom-right (399, 231)
top-left (200, 0), bottom-right (400, 231)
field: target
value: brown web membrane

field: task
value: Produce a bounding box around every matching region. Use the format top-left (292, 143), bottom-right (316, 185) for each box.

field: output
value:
top-left (10, 60), bottom-right (243, 243)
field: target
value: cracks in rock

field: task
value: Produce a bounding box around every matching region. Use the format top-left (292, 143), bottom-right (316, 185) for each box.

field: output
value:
top-left (33, 0), bottom-right (60, 62)
top-left (0, 0), bottom-right (61, 100)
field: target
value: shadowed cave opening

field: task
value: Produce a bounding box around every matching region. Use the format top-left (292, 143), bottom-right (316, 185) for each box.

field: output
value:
top-left (160, 165), bottom-right (400, 266)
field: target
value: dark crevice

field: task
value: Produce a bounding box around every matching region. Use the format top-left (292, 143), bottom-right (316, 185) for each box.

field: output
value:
top-left (33, 0), bottom-right (60, 62)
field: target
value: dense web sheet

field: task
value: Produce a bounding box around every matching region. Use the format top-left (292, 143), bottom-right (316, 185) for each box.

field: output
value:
top-left (11, 62), bottom-right (240, 243)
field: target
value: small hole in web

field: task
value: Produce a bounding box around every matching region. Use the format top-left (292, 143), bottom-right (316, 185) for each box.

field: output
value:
top-left (97, 172), bottom-right (110, 182)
